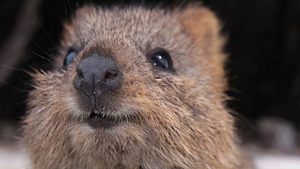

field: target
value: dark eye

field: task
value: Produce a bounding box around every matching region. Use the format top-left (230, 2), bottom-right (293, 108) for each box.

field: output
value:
top-left (148, 48), bottom-right (174, 71)
top-left (63, 48), bottom-right (78, 68)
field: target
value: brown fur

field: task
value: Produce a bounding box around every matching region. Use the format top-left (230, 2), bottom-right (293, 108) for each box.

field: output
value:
top-left (23, 4), bottom-right (250, 169)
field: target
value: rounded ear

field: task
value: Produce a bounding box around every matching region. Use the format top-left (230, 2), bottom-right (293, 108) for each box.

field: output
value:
top-left (179, 5), bottom-right (224, 54)
top-left (179, 5), bottom-right (227, 92)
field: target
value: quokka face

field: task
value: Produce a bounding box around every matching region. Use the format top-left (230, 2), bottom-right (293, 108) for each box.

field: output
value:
top-left (23, 4), bottom-right (242, 169)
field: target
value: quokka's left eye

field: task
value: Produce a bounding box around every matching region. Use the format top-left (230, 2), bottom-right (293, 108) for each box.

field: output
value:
top-left (63, 48), bottom-right (78, 68)
top-left (148, 48), bottom-right (174, 72)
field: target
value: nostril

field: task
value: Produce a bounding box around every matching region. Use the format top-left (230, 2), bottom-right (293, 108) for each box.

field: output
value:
top-left (104, 70), bottom-right (118, 81)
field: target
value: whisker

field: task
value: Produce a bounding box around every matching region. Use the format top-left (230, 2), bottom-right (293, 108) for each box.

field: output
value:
top-left (0, 64), bottom-right (24, 73)
top-left (31, 50), bottom-right (53, 63)
top-left (35, 20), bottom-right (58, 49)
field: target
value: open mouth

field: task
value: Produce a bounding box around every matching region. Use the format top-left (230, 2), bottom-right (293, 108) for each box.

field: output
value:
top-left (87, 110), bottom-right (130, 129)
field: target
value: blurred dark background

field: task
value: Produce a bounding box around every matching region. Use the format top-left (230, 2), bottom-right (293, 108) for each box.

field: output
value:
top-left (0, 0), bottom-right (299, 137)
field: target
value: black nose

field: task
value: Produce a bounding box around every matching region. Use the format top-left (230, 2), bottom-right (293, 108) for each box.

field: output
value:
top-left (73, 54), bottom-right (121, 96)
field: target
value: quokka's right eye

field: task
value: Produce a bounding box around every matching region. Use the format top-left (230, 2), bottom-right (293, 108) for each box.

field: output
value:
top-left (63, 48), bottom-right (78, 68)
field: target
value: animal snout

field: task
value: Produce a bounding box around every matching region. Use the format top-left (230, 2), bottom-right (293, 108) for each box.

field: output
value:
top-left (73, 54), bottom-right (122, 96)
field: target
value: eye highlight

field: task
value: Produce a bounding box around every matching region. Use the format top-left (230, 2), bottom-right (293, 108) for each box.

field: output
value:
top-left (148, 48), bottom-right (174, 72)
top-left (63, 48), bottom-right (78, 68)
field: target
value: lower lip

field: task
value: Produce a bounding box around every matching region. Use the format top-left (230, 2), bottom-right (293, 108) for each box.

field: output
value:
top-left (87, 116), bottom-right (120, 129)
